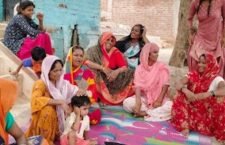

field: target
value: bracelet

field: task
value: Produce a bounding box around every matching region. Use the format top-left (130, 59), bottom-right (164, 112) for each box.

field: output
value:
top-left (210, 91), bottom-right (216, 97)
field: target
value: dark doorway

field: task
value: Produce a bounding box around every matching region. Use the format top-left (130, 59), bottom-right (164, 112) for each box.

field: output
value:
top-left (3, 0), bottom-right (20, 21)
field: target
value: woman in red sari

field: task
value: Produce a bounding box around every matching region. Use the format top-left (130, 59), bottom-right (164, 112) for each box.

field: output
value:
top-left (171, 54), bottom-right (225, 142)
top-left (87, 32), bottom-right (134, 105)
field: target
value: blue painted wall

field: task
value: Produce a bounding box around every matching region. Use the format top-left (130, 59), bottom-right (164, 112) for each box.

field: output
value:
top-left (33, 0), bottom-right (100, 59)
top-left (0, 0), bottom-right (3, 20)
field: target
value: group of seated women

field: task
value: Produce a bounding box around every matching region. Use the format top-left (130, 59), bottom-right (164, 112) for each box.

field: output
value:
top-left (2, 1), bottom-right (225, 144)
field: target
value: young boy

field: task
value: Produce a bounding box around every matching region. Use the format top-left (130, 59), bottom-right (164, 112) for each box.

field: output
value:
top-left (12, 46), bottom-right (46, 78)
top-left (61, 95), bottom-right (97, 145)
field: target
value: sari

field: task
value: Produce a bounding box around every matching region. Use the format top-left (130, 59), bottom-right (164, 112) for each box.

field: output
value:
top-left (134, 43), bottom-right (169, 105)
top-left (64, 48), bottom-right (98, 103)
top-left (26, 55), bottom-right (78, 145)
top-left (0, 78), bottom-right (18, 145)
top-left (87, 32), bottom-right (134, 105)
top-left (171, 54), bottom-right (225, 141)
top-left (123, 43), bottom-right (171, 121)
top-left (64, 48), bottom-right (102, 125)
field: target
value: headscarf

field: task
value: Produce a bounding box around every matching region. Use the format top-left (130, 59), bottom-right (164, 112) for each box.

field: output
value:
top-left (134, 43), bottom-right (170, 105)
top-left (99, 32), bottom-right (116, 63)
top-left (41, 55), bottom-right (78, 133)
top-left (0, 78), bottom-right (18, 144)
top-left (64, 46), bottom-right (86, 85)
top-left (187, 54), bottom-right (220, 93)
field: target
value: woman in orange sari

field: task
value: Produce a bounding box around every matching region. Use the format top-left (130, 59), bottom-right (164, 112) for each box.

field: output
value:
top-left (0, 78), bottom-right (27, 145)
top-left (26, 55), bottom-right (84, 145)
top-left (171, 54), bottom-right (225, 142)
top-left (87, 32), bottom-right (134, 105)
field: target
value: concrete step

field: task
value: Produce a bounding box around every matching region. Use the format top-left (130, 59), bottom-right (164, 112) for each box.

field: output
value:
top-left (0, 22), bottom-right (7, 39)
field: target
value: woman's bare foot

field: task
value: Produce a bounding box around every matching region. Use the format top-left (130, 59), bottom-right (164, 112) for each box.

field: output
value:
top-left (134, 111), bottom-right (147, 117)
top-left (89, 139), bottom-right (97, 145)
top-left (181, 129), bottom-right (189, 137)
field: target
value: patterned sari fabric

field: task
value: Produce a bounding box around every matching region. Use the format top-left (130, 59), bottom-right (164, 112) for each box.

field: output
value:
top-left (0, 79), bottom-right (18, 145)
top-left (87, 32), bottom-right (134, 105)
top-left (171, 54), bottom-right (225, 141)
top-left (64, 48), bottom-right (98, 103)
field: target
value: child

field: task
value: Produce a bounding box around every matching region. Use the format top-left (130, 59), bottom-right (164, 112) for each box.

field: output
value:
top-left (61, 96), bottom-right (97, 145)
top-left (12, 46), bottom-right (46, 78)
top-left (3, 0), bottom-right (53, 60)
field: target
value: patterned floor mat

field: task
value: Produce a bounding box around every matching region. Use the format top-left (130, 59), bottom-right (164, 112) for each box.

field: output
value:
top-left (87, 106), bottom-right (212, 145)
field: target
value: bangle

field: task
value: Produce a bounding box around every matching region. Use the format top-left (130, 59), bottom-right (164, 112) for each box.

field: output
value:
top-left (210, 91), bottom-right (216, 97)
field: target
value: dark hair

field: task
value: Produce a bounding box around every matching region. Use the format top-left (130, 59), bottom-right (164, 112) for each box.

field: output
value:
top-left (115, 24), bottom-right (145, 62)
top-left (71, 45), bottom-right (84, 53)
top-left (196, 0), bottom-right (212, 16)
top-left (31, 47), bottom-right (46, 61)
top-left (50, 60), bottom-right (64, 71)
top-left (18, 0), bottom-right (35, 14)
top-left (71, 95), bottom-right (90, 108)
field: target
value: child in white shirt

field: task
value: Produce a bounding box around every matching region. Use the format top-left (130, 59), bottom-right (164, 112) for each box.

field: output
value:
top-left (60, 95), bottom-right (97, 145)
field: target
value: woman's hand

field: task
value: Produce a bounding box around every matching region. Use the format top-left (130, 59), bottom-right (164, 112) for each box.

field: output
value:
top-left (107, 69), bottom-right (120, 82)
top-left (189, 27), bottom-right (196, 45)
top-left (184, 90), bottom-right (197, 102)
top-left (152, 99), bottom-right (162, 108)
top-left (102, 66), bottom-right (112, 76)
top-left (36, 12), bottom-right (44, 21)
top-left (76, 89), bottom-right (87, 96)
top-left (61, 101), bottom-right (71, 115)
top-left (176, 82), bottom-right (184, 91)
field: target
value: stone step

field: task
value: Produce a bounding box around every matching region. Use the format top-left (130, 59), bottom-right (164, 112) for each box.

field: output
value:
top-left (0, 22), bottom-right (7, 39)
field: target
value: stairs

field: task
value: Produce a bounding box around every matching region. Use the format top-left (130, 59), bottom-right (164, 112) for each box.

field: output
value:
top-left (0, 41), bottom-right (37, 127)
top-left (0, 22), bottom-right (6, 39)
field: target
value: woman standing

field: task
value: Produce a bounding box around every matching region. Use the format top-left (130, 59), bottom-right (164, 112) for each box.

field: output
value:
top-left (188, 0), bottom-right (225, 77)
top-left (116, 24), bottom-right (149, 69)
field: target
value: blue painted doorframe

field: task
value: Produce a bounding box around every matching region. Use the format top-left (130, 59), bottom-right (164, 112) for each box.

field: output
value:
top-left (0, 0), bottom-right (3, 20)
top-left (34, 0), bottom-right (100, 59)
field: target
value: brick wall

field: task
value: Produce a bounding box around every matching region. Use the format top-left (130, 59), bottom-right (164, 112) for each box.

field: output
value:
top-left (101, 0), bottom-right (180, 41)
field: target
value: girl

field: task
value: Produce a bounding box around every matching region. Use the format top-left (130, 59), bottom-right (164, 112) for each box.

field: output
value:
top-left (3, 0), bottom-right (54, 60)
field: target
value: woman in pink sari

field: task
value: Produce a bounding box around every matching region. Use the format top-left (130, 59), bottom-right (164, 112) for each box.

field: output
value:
top-left (123, 43), bottom-right (171, 121)
top-left (3, 1), bottom-right (54, 60)
top-left (188, 0), bottom-right (225, 77)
